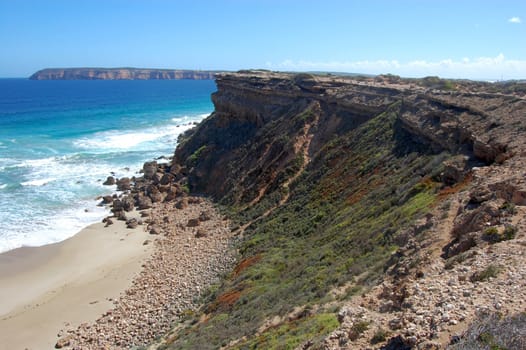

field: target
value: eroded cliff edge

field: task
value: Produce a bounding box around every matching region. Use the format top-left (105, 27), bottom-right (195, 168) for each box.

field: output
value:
top-left (29, 67), bottom-right (221, 80)
top-left (164, 72), bottom-right (526, 349)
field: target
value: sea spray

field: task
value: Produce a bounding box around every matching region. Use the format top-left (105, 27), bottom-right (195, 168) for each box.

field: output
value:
top-left (0, 79), bottom-right (215, 253)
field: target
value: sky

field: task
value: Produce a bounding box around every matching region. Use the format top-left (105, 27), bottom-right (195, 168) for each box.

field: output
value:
top-left (0, 0), bottom-right (525, 80)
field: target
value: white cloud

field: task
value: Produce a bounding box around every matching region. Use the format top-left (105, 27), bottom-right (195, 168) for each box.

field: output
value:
top-left (509, 17), bottom-right (521, 23)
top-left (266, 54), bottom-right (526, 80)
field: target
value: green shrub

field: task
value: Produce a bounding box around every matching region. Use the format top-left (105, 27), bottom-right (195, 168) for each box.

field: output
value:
top-left (483, 227), bottom-right (500, 243)
top-left (470, 264), bottom-right (501, 282)
top-left (370, 328), bottom-right (389, 344)
top-left (186, 145), bottom-right (208, 166)
top-left (503, 225), bottom-right (517, 240)
top-left (500, 202), bottom-right (517, 215)
top-left (349, 321), bottom-right (370, 341)
top-left (483, 225), bottom-right (517, 244)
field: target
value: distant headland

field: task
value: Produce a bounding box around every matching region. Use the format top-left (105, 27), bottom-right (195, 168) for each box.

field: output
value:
top-left (29, 68), bottom-right (224, 80)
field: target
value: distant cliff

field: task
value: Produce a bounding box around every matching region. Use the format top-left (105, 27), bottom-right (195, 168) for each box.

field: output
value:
top-left (29, 68), bottom-right (221, 80)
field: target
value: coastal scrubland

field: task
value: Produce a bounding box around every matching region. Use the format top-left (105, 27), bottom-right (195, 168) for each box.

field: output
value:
top-left (45, 71), bottom-right (526, 349)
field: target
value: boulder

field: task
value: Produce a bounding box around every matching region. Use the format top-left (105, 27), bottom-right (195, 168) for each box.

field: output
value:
top-left (111, 199), bottom-right (124, 212)
top-left (442, 155), bottom-right (468, 185)
top-left (147, 184), bottom-right (163, 203)
top-left (164, 186), bottom-right (179, 202)
top-left (160, 173), bottom-right (175, 186)
top-left (102, 217), bottom-right (114, 227)
top-left (199, 211), bottom-right (211, 221)
top-left (452, 201), bottom-right (501, 238)
top-left (142, 161), bottom-right (158, 180)
top-left (121, 195), bottom-right (135, 212)
top-left (469, 186), bottom-right (493, 204)
top-left (187, 218), bottom-right (200, 227)
top-left (55, 335), bottom-right (73, 349)
top-left (175, 198), bottom-right (188, 210)
top-left (137, 195), bottom-right (153, 210)
top-left (116, 177), bottom-right (131, 191)
top-left (115, 210), bottom-right (127, 221)
top-left (126, 218), bottom-right (139, 229)
top-left (149, 191), bottom-right (163, 203)
top-left (101, 195), bottom-right (113, 204)
top-left (169, 163), bottom-right (182, 176)
top-left (188, 197), bottom-right (202, 204)
top-left (151, 172), bottom-right (163, 184)
top-left (149, 224), bottom-right (162, 235)
top-left (103, 176), bottom-right (116, 186)
top-left (489, 179), bottom-right (526, 205)
top-left (195, 229), bottom-right (208, 238)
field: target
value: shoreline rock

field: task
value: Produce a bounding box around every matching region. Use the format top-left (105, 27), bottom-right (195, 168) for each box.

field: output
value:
top-left (58, 160), bottom-right (236, 349)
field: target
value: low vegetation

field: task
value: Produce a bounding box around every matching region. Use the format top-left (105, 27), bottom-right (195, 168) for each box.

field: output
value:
top-left (164, 102), bottom-right (450, 348)
top-left (470, 264), bottom-right (502, 282)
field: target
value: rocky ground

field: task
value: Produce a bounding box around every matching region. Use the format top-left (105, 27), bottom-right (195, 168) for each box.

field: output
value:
top-left (321, 159), bottom-right (526, 349)
top-left (56, 163), bottom-right (237, 349)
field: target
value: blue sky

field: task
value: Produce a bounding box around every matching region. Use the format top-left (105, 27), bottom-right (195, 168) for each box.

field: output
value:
top-left (1, 0), bottom-right (525, 79)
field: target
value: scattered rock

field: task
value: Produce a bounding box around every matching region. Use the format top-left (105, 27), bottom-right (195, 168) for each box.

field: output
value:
top-left (116, 177), bottom-right (131, 191)
top-left (103, 176), bottom-right (116, 186)
top-left (61, 197), bottom-right (235, 349)
top-left (149, 224), bottom-right (162, 235)
top-left (102, 217), bottom-right (114, 227)
top-left (101, 195), bottom-right (113, 204)
top-left (126, 218), bottom-right (139, 229)
top-left (199, 211), bottom-right (211, 221)
top-left (142, 161), bottom-right (158, 180)
top-left (121, 196), bottom-right (135, 212)
top-left (55, 335), bottom-right (73, 348)
top-left (160, 173), bottom-right (175, 186)
top-left (195, 229), bottom-right (208, 238)
top-left (187, 218), bottom-right (200, 227)
top-left (137, 195), bottom-right (153, 210)
top-left (115, 210), bottom-right (127, 221)
top-left (175, 198), bottom-right (188, 210)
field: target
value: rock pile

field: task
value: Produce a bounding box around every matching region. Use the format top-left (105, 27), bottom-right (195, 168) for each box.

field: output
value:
top-left (57, 162), bottom-right (236, 349)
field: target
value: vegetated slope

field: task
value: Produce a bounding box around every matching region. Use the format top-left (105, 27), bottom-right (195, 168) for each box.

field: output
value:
top-left (156, 72), bottom-right (526, 349)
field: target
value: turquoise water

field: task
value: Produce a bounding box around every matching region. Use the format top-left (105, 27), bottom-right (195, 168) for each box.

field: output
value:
top-left (0, 79), bottom-right (216, 252)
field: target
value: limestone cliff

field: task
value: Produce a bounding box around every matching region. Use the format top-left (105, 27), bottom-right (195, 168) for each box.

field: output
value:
top-left (176, 71), bottom-right (525, 202)
top-left (29, 67), bottom-right (221, 80)
top-left (165, 72), bottom-right (526, 349)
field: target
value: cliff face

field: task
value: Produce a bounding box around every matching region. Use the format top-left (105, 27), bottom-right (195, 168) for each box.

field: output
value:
top-left (165, 72), bottom-right (526, 349)
top-left (29, 68), bottom-right (220, 80)
top-left (176, 71), bottom-right (524, 202)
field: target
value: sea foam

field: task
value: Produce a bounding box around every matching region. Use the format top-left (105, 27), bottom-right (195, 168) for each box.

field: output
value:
top-left (0, 78), bottom-right (215, 253)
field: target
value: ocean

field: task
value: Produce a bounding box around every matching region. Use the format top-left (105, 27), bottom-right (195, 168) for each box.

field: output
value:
top-left (0, 79), bottom-right (216, 253)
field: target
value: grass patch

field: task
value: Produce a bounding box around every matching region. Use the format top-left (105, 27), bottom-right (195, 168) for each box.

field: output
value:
top-left (349, 320), bottom-right (370, 341)
top-left (371, 328), bottom-right (390, 345)
top-left (231, 313), bottom-right (339, 350)
top-left (470, 264), bottom-right (502, 282)
top-left (187, 145), bottom-right (208, 166)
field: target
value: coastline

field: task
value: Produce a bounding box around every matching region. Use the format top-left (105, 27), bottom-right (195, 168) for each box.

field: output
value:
top-left (0, 211), bottom-right (153, 349)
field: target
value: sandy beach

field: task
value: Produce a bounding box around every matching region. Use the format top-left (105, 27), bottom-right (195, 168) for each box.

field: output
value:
top-left (0, 213), bottom-right (153, 350)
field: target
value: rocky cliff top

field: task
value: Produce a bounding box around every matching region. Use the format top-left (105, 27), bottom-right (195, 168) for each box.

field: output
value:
top-left (29, 67), bottom-right (223, 80)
